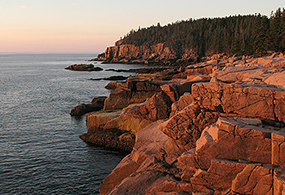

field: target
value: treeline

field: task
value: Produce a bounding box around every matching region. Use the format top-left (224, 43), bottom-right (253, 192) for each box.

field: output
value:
top-left (120, 8), bottom-right (285, 57)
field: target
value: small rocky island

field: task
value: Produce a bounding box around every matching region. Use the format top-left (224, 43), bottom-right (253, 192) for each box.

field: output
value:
top-left (65, 64), bottom-right (103, 71)
top-left (78, 53), bottom-right (285, 194)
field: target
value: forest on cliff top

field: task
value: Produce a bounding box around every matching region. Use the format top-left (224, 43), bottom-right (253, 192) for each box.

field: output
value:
top-left (120, 8), bottom-right (285, 57)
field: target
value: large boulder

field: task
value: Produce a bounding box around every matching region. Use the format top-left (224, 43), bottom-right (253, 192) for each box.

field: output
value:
top-left (99, 154), bottom-right (141, 195)
top-left (102, 107), bottom-right (153, 134)
top-left (106, 157), bottom-right (179, 195)
top-left (128, 91), bottom-right (173, 121)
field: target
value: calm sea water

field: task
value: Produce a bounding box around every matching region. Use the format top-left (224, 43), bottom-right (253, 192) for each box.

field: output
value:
top-left (0, 53), bottom-right (143, 194)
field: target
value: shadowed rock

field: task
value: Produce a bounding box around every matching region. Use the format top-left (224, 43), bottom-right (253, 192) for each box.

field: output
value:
top-left (70, 96), bottom-right (106, 116)
top-left (65, 64), bottom-right (103, 71)
top-left (90, 76), bottom-right (129, 81)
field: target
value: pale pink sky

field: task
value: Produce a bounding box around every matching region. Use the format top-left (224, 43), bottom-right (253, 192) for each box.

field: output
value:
top-left (0, 0), bottom-right (284, 53)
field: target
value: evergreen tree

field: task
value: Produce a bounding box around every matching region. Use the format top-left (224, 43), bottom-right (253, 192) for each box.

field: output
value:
top-left (270, 8), bottom-right (285, 52)
top-left (119, 8), bottom-right (285, 57)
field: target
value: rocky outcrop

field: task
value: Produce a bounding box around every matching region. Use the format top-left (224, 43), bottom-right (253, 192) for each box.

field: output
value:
top-left (79, 53), bottom-right (285, 194)
top-left (70, 96), bottom-right (106, 116)
top-left (81, 91), bottom-right (174, 150)
top-left (101, 116), bottom-right (284, 194)
top-left (103, 79), bottom-right (163, 110)
top-left (81, 104), bottom-right (150, 151)
top-left (128, 91), bottom-right (173, 121)
top-left (94, 43), bottom-right (199, 65)
top-left (65, 64), bottom-right (103, 71)
top-left (80, 127), bottom-right (135, 151)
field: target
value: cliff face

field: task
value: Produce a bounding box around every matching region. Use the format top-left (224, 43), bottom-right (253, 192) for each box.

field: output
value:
top-left (95, 42), bottom-right (199, 65)
top-left (82, 53), bottom-right (285, 194)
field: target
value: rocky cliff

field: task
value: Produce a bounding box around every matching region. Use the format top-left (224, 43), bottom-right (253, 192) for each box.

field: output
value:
top-left (82, 53), bottom-right (285, 194)
top-left (93, 42), bottom-right (199, 65)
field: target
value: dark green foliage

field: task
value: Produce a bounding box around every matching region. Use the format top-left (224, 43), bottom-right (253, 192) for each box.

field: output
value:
top-left (270, 8), bottom-right (285, 53)
top-left (120, 8), bottom-right (285, 56)
top-left (253, 14), bottom-right (270, 55)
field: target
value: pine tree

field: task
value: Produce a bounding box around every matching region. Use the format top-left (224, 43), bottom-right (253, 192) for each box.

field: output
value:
top-left (119, 8), bottom-right (284, 57)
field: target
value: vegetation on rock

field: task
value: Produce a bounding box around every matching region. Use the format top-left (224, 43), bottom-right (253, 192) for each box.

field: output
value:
top-left (120, 8), bottom-right (285, 56)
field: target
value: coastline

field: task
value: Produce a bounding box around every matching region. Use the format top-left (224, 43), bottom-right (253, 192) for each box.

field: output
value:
top-left (0, 53), bottom-right (130, 194)
top-left (78, 52), bottom-right (285, 194)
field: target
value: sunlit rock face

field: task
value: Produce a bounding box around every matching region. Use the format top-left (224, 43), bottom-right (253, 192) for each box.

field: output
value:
top-left (80, 53), bottom-right (285, 194)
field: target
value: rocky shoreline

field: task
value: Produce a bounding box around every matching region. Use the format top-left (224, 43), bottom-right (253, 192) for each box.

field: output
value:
top-left (92, 42), bottom-right (199, 66)
top-left (79, 53), bottom-right (285, 194)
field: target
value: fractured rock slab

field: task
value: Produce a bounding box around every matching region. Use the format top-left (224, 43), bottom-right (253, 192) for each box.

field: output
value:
top-left (192, 82), bottom-right (285, 122)
top-left (231, 164), bottom-right (273, 195)
top-left (160, 104), bottom-right (219, 149)
top-left (195, 117), bottom-right (272, 169)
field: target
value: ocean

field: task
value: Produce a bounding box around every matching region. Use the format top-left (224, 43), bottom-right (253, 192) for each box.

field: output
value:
top-left (0, 53), bottom-right (143, 194)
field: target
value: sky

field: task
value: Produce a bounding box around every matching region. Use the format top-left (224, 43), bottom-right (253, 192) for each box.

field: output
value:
top-left (0, 0), bottom-right (284, 53)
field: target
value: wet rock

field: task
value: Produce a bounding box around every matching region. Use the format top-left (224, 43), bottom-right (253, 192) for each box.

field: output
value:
top-left (91, 96), bottom-right (107, 105)
top-left (80, 127), bottom-right (135, 151)
top-left (70, 104), bottom-right (102, 116)
top-left (105, 67), bottom-right (169, 74)
top-left (90, 76), bottom-right (129, 81)
top-left (105, 82), bottom-right (120, 90)
top-left (70, 96), bottom-right (106, 116)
